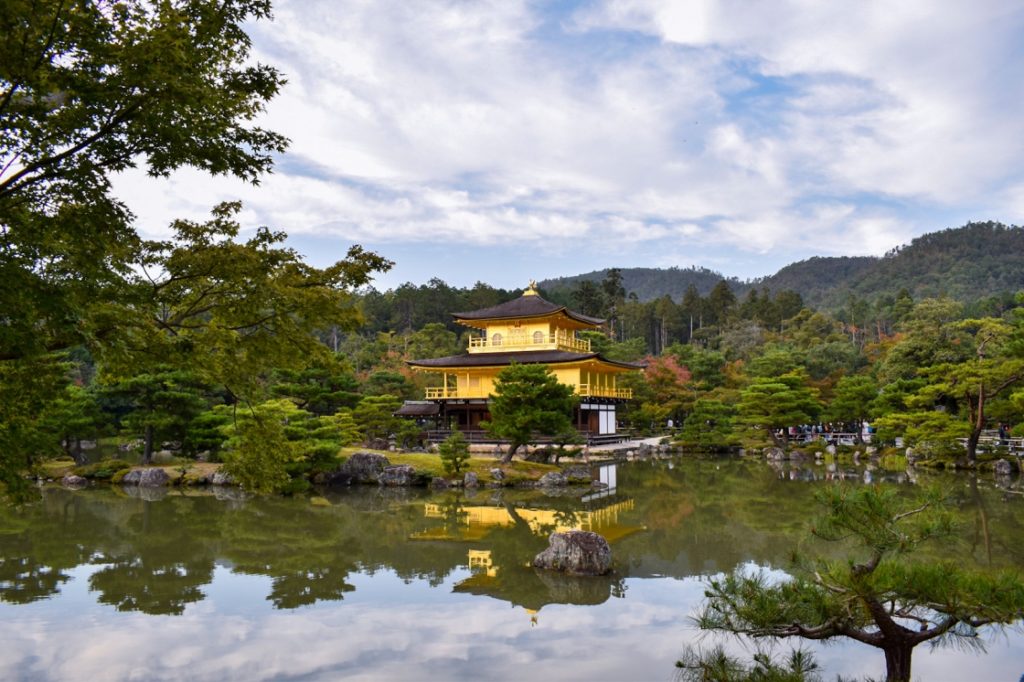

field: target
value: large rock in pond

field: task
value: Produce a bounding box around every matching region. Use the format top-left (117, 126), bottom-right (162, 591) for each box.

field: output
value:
top-left (121, 468), bottom-right (170, 487)
top-left (532, 530), bottom-right (612, 576)
top-left (463, 471), bottom-right (479, 488)
top-left (379, 464), bottom-right (416, 487)
top-left (563, 466), bottom-right (592, 483)
top-left (538, 471), bottom-right (568, 487)
top-left (994, 458), bottom-right (1016, 476)
top-left (327, 452), bottom-right (391, 485)
top-left (61, 474), bottom-right (87, 489)
top-left (764, 447), bottom-right (786, 461)
top-left (211, 470), bottom-right (233, 486)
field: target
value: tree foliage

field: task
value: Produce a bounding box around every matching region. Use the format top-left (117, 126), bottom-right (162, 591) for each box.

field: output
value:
top-left (482, 363), bottom-right (576, 464)
top-left (736, 371), bottom-right (820, 447)
top-left (221, 399), bottom-right (357, 493)
top-left (101, 367), bottom-right (209, 461)
top-left (352, 394), bottom-right (402, 445)
top-left (0, 0), bottom-right (392, 499)
top-left (438, 429), bottom-right (471, 477)
top-left (694, 486), bottom-right (1024, 682)
top-left (1, 0), bottom-right (287, 364)
top-left (679, 397), bottom-right (739, 450)
top-left (221, 400), bottom-right (297, 494)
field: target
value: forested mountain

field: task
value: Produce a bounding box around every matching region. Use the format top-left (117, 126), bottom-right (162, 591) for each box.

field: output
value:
top-left (753, 256), bottom-right (876, 308)
top-left (541, 266), bottom-right (743, 302)
top-left (541, 222), bottom-right (1024, 310)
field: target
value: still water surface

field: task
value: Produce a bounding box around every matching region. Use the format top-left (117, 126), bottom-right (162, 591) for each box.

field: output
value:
top-left (1, 458), bottom-right (1022, 681)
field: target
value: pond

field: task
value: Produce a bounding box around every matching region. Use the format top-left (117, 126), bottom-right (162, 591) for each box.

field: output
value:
top-left (1, 458), bottom-right (1022, 681)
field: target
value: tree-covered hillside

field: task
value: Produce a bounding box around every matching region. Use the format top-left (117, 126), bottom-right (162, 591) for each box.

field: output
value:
top-left (754, 256), bottom-right (876, 309)
top-left (843, 221), bottom-right (1024, 305)
top-left (543, 222), bottom-right (1024, 310)
top-left (540, 266), bottom-right (743, 302)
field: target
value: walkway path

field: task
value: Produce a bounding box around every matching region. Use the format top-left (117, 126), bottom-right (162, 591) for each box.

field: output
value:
top-left (588, 435), bottom-right (667, 453)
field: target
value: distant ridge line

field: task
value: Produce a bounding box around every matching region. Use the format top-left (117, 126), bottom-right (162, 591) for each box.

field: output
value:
top-left (539, 221), bottom-right (1024, 309)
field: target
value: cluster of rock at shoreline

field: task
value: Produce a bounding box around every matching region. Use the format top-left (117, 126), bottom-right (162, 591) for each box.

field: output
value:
top-left (52, 439), bottom-right (1023, 493)
top-left (54, 450), bottom-right (610, 492)
top-left (320, 451), bottom-right (603, 491)
top-left (747, 443), bottom-right (1021, 476)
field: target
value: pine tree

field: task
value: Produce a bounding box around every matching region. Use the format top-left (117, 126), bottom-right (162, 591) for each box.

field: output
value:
top-left (693, 486), bottom-right (1024, 682)
top-left (438, 429), bottom-right (471, 477)
top-left (482, 363), bottom-right (576, 463)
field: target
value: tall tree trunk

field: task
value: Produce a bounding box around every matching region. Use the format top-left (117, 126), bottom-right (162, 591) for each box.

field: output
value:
top-left (500, 443), bottom-right (519, 464)
top-left (966, 390), bottom-right (984, 463)
top-left (72, 437), bottom-right (85, 466)
top-left (142, 424), bottom-right (154, 465)
top-left (882, 643), bottom-right (914, 682)
top-left (966, 399), bottom-right (983, 462)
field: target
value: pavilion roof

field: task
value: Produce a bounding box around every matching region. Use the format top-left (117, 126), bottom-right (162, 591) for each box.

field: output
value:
top-left (394, 401), bottom-right (441, 417)
top-left (451, 292), bottom-right (604, 327)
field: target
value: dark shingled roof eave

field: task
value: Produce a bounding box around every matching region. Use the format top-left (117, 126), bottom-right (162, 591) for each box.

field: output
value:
top-left (394, 401), bottom-right (441, 417)
top-left (407, 350), bottom-right (644, 370)
top-left (451, 294), bottom-right (605, 327)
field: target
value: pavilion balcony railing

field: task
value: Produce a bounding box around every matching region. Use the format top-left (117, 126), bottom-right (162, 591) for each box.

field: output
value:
top-left (577, 384), bottom-right (632, 399)
top-left (424, 387), bottom-right (462, 399)
top-left (425, 384), bottom-right (631, 400)
top-left (423, 429), bottom-right (630, 445)
top-left (467, 331), bottom-right (591, 354)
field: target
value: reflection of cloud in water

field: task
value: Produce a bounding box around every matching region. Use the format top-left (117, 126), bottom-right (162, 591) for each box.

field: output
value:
top-left (2, 566), bottom-right (1021, 681)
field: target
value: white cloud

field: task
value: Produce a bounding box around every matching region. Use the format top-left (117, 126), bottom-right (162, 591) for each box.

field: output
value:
top-left (109, 0), bottom-right (1024, 284)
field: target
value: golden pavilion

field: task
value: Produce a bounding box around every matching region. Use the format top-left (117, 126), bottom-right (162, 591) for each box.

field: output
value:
top-left (405, 282), bottom-right (643, 443)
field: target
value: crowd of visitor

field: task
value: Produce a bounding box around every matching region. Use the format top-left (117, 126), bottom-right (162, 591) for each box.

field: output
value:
top-left (779, 422), bottom-right (873, 445)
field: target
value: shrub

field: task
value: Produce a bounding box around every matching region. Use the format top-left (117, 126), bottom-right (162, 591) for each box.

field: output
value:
top-left (73, 459), bottom-right (132, 479)
top-left (438, 430), bottom-right (470, 477)
top-left (221, 402), bottom-right (297, 494)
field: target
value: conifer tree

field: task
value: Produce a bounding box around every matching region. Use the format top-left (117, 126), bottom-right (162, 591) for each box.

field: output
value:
top-left (693, 486), bottom-right (1024, 682)
top-left (482, 363), bottom-right (576, 464)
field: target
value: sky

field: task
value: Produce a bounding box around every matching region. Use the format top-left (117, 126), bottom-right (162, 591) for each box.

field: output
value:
top-left (111, 0), bottom-right (1024, 292)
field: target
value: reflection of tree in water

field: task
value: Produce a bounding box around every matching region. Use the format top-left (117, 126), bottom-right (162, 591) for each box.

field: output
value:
top-left (88, 496), bottom-right (216, 615)
top-left (89, 554), bottom-right (212, 615)
top-left (614, 458), bottom-right (1024, 580)
top-left (267, 566), bottom-right (355, 609)
top-left (0, 490), bottom-right (119, 604)
top-left (217, 496), bottom-right (361, 609)
top-left (437, 494), bottom-right (469, 539)
top-left (0, 555), bottom-right (69, 605)
top-left (962, 473), bottom-right (1024, 565)
top-left (550, 509), bottom-right (580, 531)
top-left (615, 459), bottom-right (838, 574)
top-left (2, 463), bottom-right (1022, 618)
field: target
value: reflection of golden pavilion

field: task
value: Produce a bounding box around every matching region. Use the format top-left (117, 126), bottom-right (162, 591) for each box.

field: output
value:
top-left (415, 499), bottom-right (638, 543)
top-left (412, 494), bottom-right (643, 617)
top-left (467, 549), bottom-right (496, 577)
